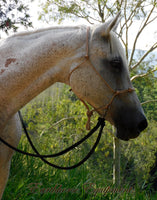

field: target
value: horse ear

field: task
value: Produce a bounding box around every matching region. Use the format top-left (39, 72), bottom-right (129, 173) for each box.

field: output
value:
top-left (99, 12), bottom-right (121, 37)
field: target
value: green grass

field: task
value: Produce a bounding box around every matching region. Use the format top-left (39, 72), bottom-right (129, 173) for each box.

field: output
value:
top-left (2, 137), bottom-right (157, 200)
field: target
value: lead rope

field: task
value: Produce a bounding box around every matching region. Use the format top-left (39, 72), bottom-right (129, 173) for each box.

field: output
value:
top-left (20, 115), bottom-right (105, 170)
top-left (0, 111), bottom-right (105, 169)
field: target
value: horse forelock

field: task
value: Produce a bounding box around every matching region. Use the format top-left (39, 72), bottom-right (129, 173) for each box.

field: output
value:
top-left (109, 31), bottom-right (128, 68)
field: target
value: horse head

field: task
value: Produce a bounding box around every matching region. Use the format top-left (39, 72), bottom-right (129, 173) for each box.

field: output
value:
top-left (69, 14), bottom-right (148, 141)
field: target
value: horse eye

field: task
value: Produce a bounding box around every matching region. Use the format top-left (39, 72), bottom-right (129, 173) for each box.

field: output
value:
top-left (110, 57), bottom-right (122, 71)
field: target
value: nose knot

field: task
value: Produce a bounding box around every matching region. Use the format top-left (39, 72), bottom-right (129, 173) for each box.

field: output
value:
top-left (128, 87), bottom-right (135, 92)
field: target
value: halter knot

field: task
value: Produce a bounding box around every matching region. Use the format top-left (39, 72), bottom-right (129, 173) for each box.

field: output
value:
top-left (128, 87), bottom-right (135, 92)
top-left (115, 90), bottom-right (121, 95)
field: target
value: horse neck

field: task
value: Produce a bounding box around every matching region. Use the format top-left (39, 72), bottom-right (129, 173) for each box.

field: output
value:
top-left (0, 26), bottom-right (87, 125)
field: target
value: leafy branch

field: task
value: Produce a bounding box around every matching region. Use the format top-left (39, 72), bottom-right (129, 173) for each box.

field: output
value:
top-left (0, 0), bottom-right (32, 35)
top-left (131, 42), bottom-right (157, 70)
top-left (131, 67), bottom-right (157, 81)
top-left (141, 99), bottom-right (157, 105)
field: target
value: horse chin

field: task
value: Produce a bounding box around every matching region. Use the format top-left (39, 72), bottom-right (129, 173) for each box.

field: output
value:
top-left (115, 127), bottom-right (141, 141)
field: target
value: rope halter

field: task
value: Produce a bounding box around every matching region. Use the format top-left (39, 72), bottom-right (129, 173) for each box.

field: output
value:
top-left (69, 27), bottom-right (135, 130)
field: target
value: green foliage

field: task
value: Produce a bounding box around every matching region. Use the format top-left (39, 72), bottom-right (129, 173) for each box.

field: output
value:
top-left (131, 51), bottom-right (157, 120)
top-left (39, 0), bottom-right (121, 24)
top-left (0, 0), bottom-right (32, 35)
top-left (2, 82), bottom-right (157, 199)
top-left (121, 120), bottom-right (157, 185)
top-left (39, 0), bottom-right (155, 26)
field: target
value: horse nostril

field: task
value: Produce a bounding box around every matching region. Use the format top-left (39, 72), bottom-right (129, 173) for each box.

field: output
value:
top-left (138, 118), bottom-right (148, 132)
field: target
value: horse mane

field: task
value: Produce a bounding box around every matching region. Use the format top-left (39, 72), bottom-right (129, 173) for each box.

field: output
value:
top-left (8, 25), bottom-right (87, 39)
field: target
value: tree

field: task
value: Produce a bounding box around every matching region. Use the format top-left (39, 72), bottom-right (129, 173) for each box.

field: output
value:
top-left (39, 0), bottom-right (157, 186)
top-left (0, 0), bottom-right (32, 36)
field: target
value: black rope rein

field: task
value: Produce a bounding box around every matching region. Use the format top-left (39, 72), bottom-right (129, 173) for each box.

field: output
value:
top-left (0, 111), bottom-right (105, 170)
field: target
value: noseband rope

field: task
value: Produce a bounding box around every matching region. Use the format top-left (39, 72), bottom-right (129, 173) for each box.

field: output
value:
top-left (69, 27), bottom-right (135, 130)
top-left (0, 27), bottom-right (134, 170)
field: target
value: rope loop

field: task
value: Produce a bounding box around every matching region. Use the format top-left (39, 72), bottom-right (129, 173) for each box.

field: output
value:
top-left (86, 110), bottom-right (94, 130)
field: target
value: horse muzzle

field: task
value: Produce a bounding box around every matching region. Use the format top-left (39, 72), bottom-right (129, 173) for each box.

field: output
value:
top-left (113, 107), bottom-right (148, 141)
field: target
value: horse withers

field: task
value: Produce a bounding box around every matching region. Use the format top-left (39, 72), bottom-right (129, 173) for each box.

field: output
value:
top-left (0, 13), bottom-right (147, 198)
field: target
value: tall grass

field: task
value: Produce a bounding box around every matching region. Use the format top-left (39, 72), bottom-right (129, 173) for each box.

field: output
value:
top-left (2, 134), bottom-right (157, 200)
